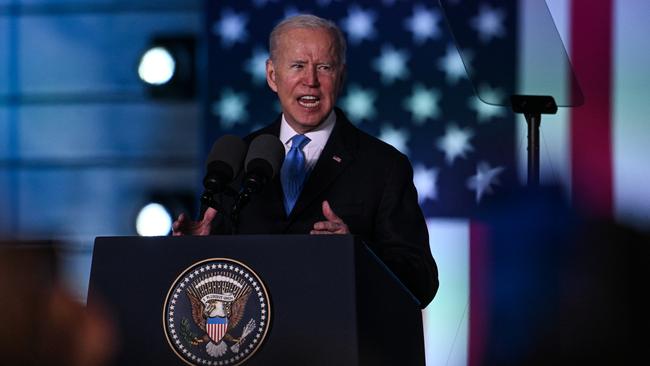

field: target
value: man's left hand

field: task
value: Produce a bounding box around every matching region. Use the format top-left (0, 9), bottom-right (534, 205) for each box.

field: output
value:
top-left (311, 200), bottom-right (350, 235)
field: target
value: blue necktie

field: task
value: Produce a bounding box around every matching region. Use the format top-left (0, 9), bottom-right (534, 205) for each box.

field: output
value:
top-left (281, 134), bottom-right (310, 215)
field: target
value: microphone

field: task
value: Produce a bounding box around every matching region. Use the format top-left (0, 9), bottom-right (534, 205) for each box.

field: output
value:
top-left (201, 135), bottom-right (246, 209)
top-left (242, 134), bottom-right (285, 193)
top-left (230, 134), bottom-right (285, 232)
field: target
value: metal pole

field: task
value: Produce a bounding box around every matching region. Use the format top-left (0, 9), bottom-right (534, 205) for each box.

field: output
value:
top-left (525, 113), bottom-right (541, 187)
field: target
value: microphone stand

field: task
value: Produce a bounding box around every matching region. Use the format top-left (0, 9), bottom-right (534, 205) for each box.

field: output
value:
top-left (200, 185), bottom-right (238, 234)
top-left (200, 189), bottom-right (217, 210)
top-left (230, 172), bottom-right (267, 234)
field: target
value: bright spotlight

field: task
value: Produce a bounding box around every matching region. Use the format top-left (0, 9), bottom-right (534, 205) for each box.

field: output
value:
top-left (137, 35), bottom-right (196, 99)
top-left (134, 192), bottom-right (196, 236)
top-left (138, 47), bottom-right (176, 85)
top-left (136, 203), bottom-right (173, 236)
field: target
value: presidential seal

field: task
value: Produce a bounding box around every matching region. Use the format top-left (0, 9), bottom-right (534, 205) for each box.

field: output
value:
top-left (163, 258), bottom-right (271, 366)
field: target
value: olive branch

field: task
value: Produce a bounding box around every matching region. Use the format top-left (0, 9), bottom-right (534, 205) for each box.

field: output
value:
top-left (180, 318), bottom-right (203, 345)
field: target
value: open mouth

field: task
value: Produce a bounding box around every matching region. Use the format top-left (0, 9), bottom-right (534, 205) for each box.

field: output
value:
top-left (297, 95), bottom-right (320, 108)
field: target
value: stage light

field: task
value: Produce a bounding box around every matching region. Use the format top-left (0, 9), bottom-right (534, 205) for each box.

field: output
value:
top-left (134, 192), bottom-right (196, 236)
top-left (137, 35), bottom-right (196, 99)
top-left (135, 203), bottom-right (172, 236)
top-left (138, 47), bottom-right (176, 85)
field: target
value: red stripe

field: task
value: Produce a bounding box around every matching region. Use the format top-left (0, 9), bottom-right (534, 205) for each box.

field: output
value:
top-left (569, 0), bottom-right (614, 217)
top-left (207, 323), bottom-right (227, 342)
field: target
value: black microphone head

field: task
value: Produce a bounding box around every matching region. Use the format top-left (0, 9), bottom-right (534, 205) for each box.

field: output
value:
top-left (244, 134), bottom-right (285, 180)
top-left (203, 134), bottom-right (246, 191)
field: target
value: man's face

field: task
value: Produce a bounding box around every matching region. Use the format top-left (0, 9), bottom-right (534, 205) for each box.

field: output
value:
top-left (266, 27), bottom-right (345, 134)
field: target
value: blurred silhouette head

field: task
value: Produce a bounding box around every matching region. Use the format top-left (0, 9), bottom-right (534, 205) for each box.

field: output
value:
top-left (470, 187), bottom-right (649, 365)
top-left (0, 240), bottom-right (116, 366)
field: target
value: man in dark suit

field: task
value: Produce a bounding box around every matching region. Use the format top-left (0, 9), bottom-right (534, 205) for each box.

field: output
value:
top-left (174, 14), bottom-right (438, 307)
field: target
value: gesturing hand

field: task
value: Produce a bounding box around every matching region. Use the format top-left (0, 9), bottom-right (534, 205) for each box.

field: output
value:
top-left (310, 200), bottom-right (350, 235)
top-left (172, 207), bottom-right (217, 236)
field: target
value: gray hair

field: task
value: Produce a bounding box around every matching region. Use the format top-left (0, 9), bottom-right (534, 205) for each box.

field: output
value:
top-left (269, 14), bottom-right (347, 65)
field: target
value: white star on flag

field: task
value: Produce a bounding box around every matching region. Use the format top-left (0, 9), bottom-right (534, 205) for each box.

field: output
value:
top-left (378, 123), bottom-right (410, 154)
top-left (340, 84), bottom-right (377, 122)
top-left (468, 84), bottom-right (507, 123)
top-left (436, 124), bottom-right (474, 165)
top-left (212, 89), bottom-right (248, 129)
top-left (413, 164), bottom-right (439, 203)
top-left (466, 161), bottom-right (505, 203)
top-left (213, 9), bottom-right (248, 48)
top-left (404, 4), bottom-right (441, 44)
top-left (244, 46), bottom-right (269, 85)
top-left (438, 44), bottom-right (471, 85)
top-left (341, 5), bottom-right (377, 45)
top-left (373, 44), bottom-right (410, 85)
top-left (470, 4), bottom-right (507, 43)
top-left (403, 84), bottom-right (441, 124)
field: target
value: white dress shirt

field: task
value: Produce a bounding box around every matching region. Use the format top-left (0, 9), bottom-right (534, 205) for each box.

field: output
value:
top-left (279, 111), bottom-right (336, 171)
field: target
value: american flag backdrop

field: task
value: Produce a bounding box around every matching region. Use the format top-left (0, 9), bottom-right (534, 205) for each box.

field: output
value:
top-left (204, 0), bottom-right (519, 218)
top-left (203, 1), bottom-right (650, 365)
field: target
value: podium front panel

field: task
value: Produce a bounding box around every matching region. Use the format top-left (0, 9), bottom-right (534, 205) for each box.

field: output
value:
top-left (89, 235), bottom-right (361, 365)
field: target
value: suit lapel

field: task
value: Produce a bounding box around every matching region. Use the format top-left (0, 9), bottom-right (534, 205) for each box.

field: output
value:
top-left (286, 109), bottom-right (358, 223)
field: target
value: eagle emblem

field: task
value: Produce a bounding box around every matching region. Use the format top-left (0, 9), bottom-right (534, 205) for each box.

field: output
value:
top-left (163, 259), bottom-right (271, 366)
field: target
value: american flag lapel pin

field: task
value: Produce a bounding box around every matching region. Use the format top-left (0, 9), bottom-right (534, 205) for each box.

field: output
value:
top-left (332, 155), bottom-right (342, 163)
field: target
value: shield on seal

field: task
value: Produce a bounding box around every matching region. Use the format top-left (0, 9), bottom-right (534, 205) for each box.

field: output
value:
top-left (206, 316), bottom-right (229, 343)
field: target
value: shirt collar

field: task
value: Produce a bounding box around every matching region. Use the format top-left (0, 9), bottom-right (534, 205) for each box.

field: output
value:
top-left (279, 110), bottom-right (336, 148)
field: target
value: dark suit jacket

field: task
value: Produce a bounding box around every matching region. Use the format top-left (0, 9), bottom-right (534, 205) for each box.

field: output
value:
top-left (211, 108), bottom-right (438, 307)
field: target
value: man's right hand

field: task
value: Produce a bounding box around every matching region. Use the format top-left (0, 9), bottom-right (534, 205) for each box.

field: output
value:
top-left (172, 207), bottom-right (217, 236)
